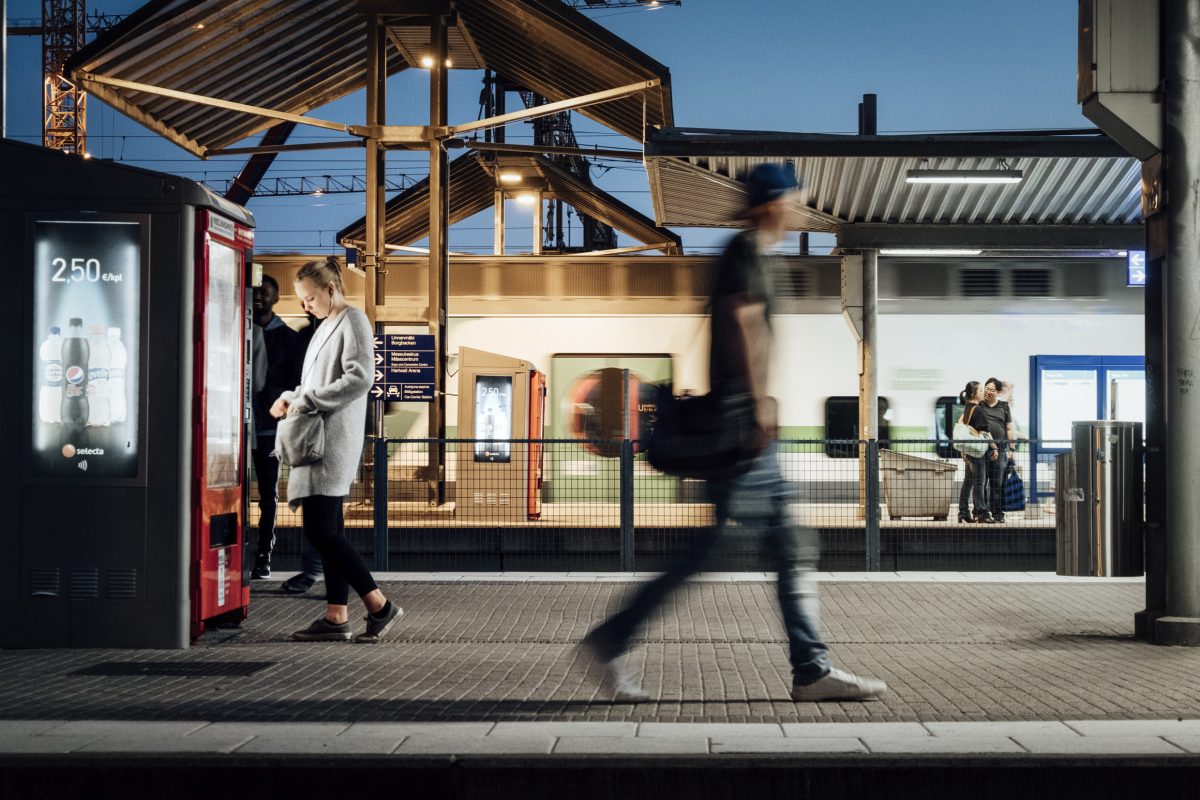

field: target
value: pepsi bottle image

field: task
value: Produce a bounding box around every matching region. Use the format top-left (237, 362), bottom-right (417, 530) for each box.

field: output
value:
top-left (60, 318), bottom-right (90, 431)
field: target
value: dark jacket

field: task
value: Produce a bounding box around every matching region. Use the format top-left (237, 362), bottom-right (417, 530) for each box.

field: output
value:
top-left (253, 315), bottom-right (300, 437)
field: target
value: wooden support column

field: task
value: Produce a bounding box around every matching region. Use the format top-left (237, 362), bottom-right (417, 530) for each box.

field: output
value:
top-left (427, 12), bottom-right (449, 504)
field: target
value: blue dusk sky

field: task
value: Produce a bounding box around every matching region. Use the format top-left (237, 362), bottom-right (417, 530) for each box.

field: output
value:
top-left (3, 1), bottom-right (1089, 255)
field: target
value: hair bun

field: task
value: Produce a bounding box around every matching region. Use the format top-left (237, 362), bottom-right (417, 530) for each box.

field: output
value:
top-left (325, 256), bottom-right (341, 274)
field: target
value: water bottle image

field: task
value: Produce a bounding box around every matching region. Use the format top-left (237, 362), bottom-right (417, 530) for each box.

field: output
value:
top-left (60, 318), bottom-right (90, 431)
top-left (107, 327), bottom-right (127, 425)
top-left (39, 327), bottom-right (62, 424)
top-left (87, 324), bottom-right (111, 427)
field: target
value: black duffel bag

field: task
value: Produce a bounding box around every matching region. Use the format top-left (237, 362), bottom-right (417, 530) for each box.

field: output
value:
top-left (645, 382), bottom-right (760, 481)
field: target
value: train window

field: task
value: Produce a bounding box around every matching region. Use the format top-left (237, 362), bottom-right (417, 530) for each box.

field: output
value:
top-left (823, 396), bottom-right (891, 457)
top-left (934, 396), bottom-right (962, 459)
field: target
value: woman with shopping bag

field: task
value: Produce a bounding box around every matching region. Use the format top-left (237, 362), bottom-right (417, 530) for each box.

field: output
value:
top-left (954, 381), bottom-right (996, 523)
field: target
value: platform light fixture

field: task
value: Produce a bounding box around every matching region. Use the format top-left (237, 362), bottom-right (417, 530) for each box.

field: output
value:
top-left (905, 169), bottom-right (1023, 185)
top-left (419, 55), bottom-right (452, 68)
top-left (499, 171), bottom-right (522, 184)
top-left (880, 248), bottom-right (983, 256)
top-left (515, 192), bottom-right (538, 206)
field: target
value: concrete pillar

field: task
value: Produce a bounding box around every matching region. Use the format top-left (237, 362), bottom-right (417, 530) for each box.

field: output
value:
top-left (1154, 0), bottom-right (1200, 644)
top-left (858, 249), bottom-right (878, 444)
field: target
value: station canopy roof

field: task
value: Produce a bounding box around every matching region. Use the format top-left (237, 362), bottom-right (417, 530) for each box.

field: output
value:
top-left (337, 150), bottom-right (682, 254)
top-left (66, 0), bottom-right (674, 158)
top-left (645, 128), bottom-right (1144, 250)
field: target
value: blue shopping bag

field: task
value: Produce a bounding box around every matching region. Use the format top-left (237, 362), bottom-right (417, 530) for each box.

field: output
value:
top-left (1003, 461), bottom-right (1026, 512)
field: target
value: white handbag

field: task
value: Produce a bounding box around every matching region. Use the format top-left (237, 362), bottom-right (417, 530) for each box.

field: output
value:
top-left (953, 407), bottom-right (992, 458)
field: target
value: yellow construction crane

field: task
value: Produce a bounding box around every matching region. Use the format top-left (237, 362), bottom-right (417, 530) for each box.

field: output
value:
top-left (9, 3), bottom-right (122, 154)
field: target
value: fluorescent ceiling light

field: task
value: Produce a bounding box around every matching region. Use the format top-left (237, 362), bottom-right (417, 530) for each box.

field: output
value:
top-left (905, 169), bottom-right (1023, 185)
top-left (515, 192), bottom-right (538, 205)
top-left (499, 171), bottom-right (522, 184)
top-left (880, 248), bottom-right (983, 256)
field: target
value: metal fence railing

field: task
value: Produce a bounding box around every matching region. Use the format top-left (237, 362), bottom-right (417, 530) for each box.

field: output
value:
top-left (249, 438), bottom-right (1070, 573)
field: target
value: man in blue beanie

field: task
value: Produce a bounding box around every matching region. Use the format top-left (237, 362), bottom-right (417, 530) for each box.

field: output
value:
top-left (579, 162), bottom-right (887, 703)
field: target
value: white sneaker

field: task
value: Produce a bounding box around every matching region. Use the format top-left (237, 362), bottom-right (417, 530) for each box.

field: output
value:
top-left (606, 653), bottom-right (650, 703)
top-left (575, 634), bottom-right (650, 703)
top-left (791, 667), bottom-right (887, 702)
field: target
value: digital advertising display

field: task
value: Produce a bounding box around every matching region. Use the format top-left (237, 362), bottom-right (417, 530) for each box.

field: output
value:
top-left (473, 375), bottom-right (512, 463)
top-left (30, 219), bottom-right (141, 478)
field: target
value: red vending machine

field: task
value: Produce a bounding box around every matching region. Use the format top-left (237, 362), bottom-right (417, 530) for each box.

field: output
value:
top-left (190, 211), bottom-right (253, 637)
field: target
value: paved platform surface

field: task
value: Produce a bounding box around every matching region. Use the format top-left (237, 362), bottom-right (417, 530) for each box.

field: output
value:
top-left (1, 574), bottom-right (1198, 758)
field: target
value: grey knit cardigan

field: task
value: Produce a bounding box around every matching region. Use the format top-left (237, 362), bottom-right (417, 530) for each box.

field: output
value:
top-left (278, 306), bottom-right (373, 510)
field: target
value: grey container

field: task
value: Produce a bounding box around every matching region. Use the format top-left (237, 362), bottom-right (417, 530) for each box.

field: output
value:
top-left (1055, 420), bottom-right (1143, 577)
top-left (879, 449), bottom-right (957, 521)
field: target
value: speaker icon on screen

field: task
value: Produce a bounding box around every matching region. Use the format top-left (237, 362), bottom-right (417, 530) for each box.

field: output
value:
top-left (78, 460), bottom-right (88, 472)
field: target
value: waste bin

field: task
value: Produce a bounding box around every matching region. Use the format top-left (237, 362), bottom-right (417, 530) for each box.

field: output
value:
top-left (1055, 420), bottom-right (1143, 576)
top-left (879, 449), bottom-right (957, 521)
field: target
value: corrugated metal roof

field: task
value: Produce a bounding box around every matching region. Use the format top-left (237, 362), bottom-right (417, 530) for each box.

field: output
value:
top-left (645, 130), bottom-right (1142, 233)
top-left (337, 151), bottom-right (681, 253)
top-left (648, 157), bottom-right (840, 232)
top-left (337, 152), bottom-right (495, 247)
top-left (454, 0), bottom-right (672, 141)
top-left (67, 0), bottom-right (672, 158)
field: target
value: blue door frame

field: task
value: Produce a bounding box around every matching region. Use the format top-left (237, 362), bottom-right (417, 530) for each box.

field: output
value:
top-left (1027, 354), bottom-right (1144, 503)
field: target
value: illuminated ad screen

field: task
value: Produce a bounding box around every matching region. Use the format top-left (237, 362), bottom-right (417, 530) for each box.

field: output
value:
top-left (30, 220), bottom-right (141, 478)
top-left (474, 375), bottom-right (512, 463)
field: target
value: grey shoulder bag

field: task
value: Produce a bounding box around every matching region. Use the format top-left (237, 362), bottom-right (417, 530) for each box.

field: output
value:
top-left (273, 313), bottom-right (345, 467)
top-left (274, 409), bottom-right (325, 467)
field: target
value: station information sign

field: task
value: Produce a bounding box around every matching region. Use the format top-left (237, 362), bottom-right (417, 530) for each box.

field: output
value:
top-left (371, 334), bottom-right (435, 402)
top-left (1127, 250), bottom-right (1146, 287)
top-left (30, 218), bottom-right (141, 478)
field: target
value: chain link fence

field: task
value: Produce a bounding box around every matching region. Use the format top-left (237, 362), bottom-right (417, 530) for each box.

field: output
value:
top-left (249, 437), bottom-right (1070, 573)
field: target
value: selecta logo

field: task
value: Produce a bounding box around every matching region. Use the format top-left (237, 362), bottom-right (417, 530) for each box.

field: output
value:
top-left (65, 365), bottom-right (85, 385)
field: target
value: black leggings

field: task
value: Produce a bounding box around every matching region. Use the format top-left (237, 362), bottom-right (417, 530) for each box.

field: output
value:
top-left (301, 495), bottom-right (378, 606)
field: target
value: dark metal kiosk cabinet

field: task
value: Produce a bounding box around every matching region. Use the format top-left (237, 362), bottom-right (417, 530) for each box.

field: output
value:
top-left (0, 138), bottom-right (255, 648)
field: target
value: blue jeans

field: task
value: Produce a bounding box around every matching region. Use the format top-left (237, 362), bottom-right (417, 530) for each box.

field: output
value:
top-left (985, 449), bottom-right (1009, 519)
top-left (591, 444), bottom-right (831, 685)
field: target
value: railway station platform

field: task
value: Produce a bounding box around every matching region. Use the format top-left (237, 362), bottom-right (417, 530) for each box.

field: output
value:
top-left (2, 573), bottom-right (1199, 798)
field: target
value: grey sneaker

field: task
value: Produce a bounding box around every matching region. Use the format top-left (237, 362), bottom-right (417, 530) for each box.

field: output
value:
top-left (577, 629), bottom-right (650, 703)
top-left (292, 616), bottom-right (352, 642)
top-left (354, 601), bottom-right (403, 644)
top-left (791, 667), bottom-right (887, 702)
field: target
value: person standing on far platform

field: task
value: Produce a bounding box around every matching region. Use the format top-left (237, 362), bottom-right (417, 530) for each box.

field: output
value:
top-left (578, 164), bottom-right (888, 703)
top-left (272, 257), bottom-right (402, 643)
top-left (978, 377), bottom-right (1016, 523)
top-left (250, 275), bottom-right (300, 580)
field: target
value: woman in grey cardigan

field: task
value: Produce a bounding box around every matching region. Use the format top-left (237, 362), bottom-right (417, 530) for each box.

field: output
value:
top-left (270, 257), bottom-right (402, 643)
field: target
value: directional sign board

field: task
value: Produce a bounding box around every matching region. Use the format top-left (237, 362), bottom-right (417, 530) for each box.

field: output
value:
top-left (372, 334), bottom-right (435, 402)
top-left (1127, 250), bottom-right (1146, 287)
